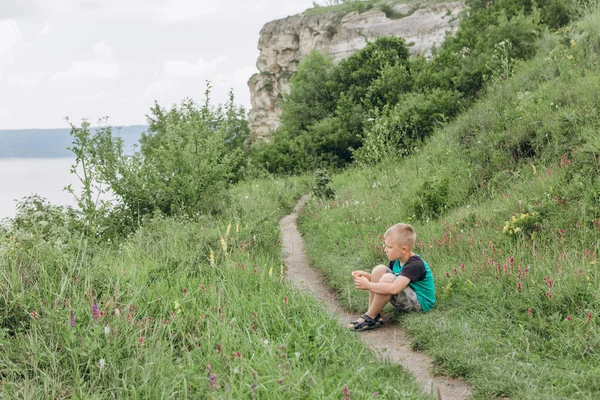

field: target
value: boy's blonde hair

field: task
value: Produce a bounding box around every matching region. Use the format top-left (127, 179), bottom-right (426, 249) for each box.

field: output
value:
top-left (384, 223), bottom-right (416, 250)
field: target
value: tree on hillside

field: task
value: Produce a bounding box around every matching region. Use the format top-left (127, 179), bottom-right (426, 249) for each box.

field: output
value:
top-left (279, 50), bottom-right (337, 136)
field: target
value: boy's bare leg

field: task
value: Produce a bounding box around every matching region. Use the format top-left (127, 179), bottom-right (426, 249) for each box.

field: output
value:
top-left (365, 273), bottom-right (394, 319)
top-left (348, 266), bottom-right (391, 328)
top-left (368, 265), bottom-right (389, 309)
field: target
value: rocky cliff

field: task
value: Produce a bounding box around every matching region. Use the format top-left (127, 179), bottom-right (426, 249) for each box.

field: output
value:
top-left (247, 1), bottom-right (466, 141)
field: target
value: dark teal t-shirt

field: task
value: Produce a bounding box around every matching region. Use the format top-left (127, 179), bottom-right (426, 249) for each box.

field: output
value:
top-left (390, 255), bottom-right (436, 312)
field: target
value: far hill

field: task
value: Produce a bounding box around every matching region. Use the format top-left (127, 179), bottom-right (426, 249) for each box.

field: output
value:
top-left (0, 125), bottom-right (146, 158)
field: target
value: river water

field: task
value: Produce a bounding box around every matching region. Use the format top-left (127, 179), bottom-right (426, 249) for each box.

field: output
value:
top-left (0, 158), bottom-right (82, 220)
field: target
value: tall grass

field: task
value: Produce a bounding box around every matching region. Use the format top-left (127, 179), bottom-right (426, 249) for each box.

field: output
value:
top-left (0, 177), bottom-right (430, 399)
top-left (298, 12), bottom-right (600, 399)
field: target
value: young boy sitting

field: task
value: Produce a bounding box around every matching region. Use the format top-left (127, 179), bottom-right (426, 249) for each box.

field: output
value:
top-left (349, 223), bottom-right (435, 331)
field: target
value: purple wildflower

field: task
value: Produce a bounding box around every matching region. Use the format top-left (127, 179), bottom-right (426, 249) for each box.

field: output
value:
top-left (209, 373), bottom-right (217, 390)
top-left (251, 383), bottom-right (257, 398)
top-left (69, 310), bottom-right (76, 327)
top-left (92, 297), bottom-right (99, 321)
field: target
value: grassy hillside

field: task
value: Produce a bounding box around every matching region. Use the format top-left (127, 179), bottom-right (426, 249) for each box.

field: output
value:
top-left (0, 177), bottom-right (431, 399)
top-left (300, 0), bottom-right (442, 18)
top-left (298, 10), bottom-right (600, 399)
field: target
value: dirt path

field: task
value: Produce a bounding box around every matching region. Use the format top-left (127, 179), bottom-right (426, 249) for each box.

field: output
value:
top-left (280, 195), bottom-right (472, 400)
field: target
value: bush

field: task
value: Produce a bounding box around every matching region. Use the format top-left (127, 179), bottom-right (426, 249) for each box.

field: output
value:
top-left (410, 175), bottom-right (450, 219)
top-left (311, 169), bottom-right (336, 199)
top-left (58, 84), bottom-right (250, 238)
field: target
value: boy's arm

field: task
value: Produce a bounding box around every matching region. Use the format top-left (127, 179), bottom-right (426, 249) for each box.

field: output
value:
top-left (358, 276), bottom-right (410, 295)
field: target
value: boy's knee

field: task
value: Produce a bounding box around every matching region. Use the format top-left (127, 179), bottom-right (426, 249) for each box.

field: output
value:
top-left (380, 273), bottom-right (395, 283)
top-left (372, 264), bottom-right (388, 275)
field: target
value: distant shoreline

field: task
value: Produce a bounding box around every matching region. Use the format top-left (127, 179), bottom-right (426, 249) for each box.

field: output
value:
top-left (0, 125), bottom-right (147, 158)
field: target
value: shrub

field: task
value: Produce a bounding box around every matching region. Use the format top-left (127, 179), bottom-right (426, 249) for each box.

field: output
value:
top-left (59, 84), bottom-right (250, 238)
top-left (311, 169), bottom-right (336, 199)
top-left (410, 175), bottom-right (450, 219)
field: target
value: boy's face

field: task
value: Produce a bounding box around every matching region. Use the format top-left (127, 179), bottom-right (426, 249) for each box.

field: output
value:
top-left (384, 236), bottom-right (407, 261)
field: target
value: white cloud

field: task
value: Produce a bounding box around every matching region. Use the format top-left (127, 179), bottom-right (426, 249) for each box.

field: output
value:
top-left (156, 0), bottom-right (223, 22)
top-left (52, 60), bottom-right (119, 82)
top-left (0, 19), bottom-right (31, 67)
top-left (0, 107), bottom-right (9, 119)
top-left (214, 65), bottom-right (258, 89)
top-left (36, 0), bottom-right (223, 22)
top-left (164, 56), bottom-right (227, 79)
top-left (145, 79), bottom-right (174, 94)
top-left (0, 0), bottom-right (37, 19)
top-left (7, 71), bottom-right (47, 87)
top-left (94, 40), bottom-right (112, 58)
top-left (39, 21), bottom-right (55, 36)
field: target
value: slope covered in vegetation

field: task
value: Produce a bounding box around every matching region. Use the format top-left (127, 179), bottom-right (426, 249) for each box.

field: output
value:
top-left (1, 1), bottom-right (599, 398)
top-left (298, 9), bottom-right (600, 399)
top-left (254, 0), bottom-right (582, 173)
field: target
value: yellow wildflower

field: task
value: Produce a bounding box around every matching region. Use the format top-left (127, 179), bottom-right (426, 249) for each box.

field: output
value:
top-left (520, 213), bottom-right (527, 220)
top-left (210, 250), bottom-right (215, 266)
top-left (236, 223), bottom-right (239, 233)
top-left (567, 55), bottom-right (574, 60)
top-left (221, 236), bottom-right (227, 253)
top-left (280, 264), bottom-right (284, 276)
top-left (532, 164), bottom-right (536, 174)
top-left (503, 222), bottom-right (510, 233)
top-left (226, 223), bottom-right (231, 236)
top-left (570, 39), bottom-right (576, 47)
top-left (269, 267), bottom-right (273, 277)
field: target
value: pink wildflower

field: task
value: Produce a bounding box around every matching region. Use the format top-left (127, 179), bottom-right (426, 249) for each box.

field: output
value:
top-left (343, 385), bottom-right (351, 400)
top-left (209, 373), bottom-right (218, 390)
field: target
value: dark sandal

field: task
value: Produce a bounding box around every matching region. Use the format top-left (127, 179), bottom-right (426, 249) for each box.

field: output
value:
top-left (349, 313), bottom-right (380, 327)
top-left (351, 314), bottom-right (384, 331)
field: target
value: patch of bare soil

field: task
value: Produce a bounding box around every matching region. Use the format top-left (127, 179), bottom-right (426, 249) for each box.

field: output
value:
top-left (280, 195), bottom-right (472, 400)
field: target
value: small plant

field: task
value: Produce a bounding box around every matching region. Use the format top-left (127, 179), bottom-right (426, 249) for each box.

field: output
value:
top-left (411, 176), bottom-right (450, 219)
top-left (311, 169), bottom-right (336, 199)
top-left (485, 40), bottom-right (516, 82)
top-left (326, 24), bottom-right (338, 39)
top-left (502, 212), bottom-right (541, 238)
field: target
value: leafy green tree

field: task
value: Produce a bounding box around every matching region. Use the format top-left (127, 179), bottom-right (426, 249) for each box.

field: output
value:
top-left (334, 36), bottom-right (411, 104)
top-left (279, 50), bottom-right (337, 136)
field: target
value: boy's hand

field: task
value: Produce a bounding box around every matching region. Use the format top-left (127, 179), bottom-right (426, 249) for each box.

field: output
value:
top-left (354, 276), bottom-right (370, 290)
top-left (352, 270), bottom-right (371, 280)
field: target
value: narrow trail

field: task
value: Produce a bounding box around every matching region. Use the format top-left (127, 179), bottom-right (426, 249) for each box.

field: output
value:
top-left (280, 195), bottom-right (472, 400)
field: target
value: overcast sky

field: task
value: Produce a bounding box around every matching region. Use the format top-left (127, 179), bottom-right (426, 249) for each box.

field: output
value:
top-left (0, 0), bottom-right (316, 129)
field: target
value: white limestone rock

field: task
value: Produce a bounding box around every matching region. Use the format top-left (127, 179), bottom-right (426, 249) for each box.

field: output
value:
top-left (248, 2), bottom-right (466, 141)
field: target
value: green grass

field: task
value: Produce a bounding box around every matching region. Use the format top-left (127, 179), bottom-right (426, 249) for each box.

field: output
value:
top-left (299, 0), bottom-right (443, 18)
top-left (297, 14), bottom-right (600, 400)
top-left (0, 177), bottom-right (431, 399)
